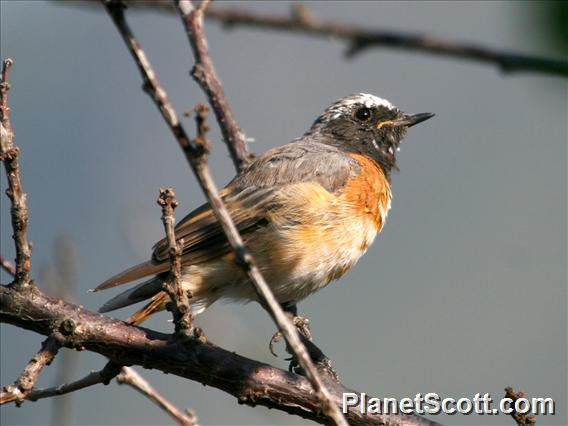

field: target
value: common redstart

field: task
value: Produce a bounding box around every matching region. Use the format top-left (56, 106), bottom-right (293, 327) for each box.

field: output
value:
top-left (94, 93), bottom-right (434, 325)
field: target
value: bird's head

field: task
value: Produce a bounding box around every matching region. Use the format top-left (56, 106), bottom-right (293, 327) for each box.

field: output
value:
top-left (307, 93), bottom-right (434, 177)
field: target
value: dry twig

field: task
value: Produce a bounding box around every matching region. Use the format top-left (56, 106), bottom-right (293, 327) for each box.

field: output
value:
top-left (177, 0), bottom-right (251, 171)
top-left (103, 1), bottom-right (348, 423)
top-left (117, 366), bottom-right (199, 426)
top-left (157, 188), bottom-right (193, 333)
top-left (504, 387), bottom-right (537, 426)
top-left (0, 337), bottom-right (61, 405)
top-left (0, 255), bottom-right (16, 277)
top-left (0, 58), bottom-right (33, 289)
top-left (62, 1), bottom-right (568, 77)
top-left (25, 362), bottom-right (122, 402)
top-left (203, 4), bottom-right (568, 76)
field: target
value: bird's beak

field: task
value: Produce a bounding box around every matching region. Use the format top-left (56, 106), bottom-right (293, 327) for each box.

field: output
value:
top-left (376, 112), bottom-right (435, 129)
top-left (400, 112), bottom-right (435, 127)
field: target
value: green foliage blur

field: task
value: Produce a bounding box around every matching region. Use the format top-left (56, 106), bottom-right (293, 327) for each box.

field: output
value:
top-left (534, 1), bottom-right (568, 54)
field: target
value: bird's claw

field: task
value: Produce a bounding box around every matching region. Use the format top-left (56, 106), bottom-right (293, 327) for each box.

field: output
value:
top-left (268, 314), bottom-right (312, 357)
top-left (288, 355), bottom-right (339, 382)
top-left (269, 330), bottom-right (284, 357)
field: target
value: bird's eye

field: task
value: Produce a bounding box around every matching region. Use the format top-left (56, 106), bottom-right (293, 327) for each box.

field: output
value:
top-left (355, 107), bottom-right (372, 121)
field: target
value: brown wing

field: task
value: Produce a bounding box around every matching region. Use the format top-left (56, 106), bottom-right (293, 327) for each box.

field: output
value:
top-left (151, 185), bottom-right (276, 264)
top-left (94, 186), bottom-right (275, 291)
top-left (95, 141), bottom-right (357, 292)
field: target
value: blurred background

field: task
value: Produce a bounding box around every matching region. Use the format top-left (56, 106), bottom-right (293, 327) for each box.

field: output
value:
top-left (1, 1), bottom-right (566, 425)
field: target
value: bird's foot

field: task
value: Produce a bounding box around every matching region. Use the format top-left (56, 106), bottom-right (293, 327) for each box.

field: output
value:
top-left (268, 311), bottom-right (338, 382)
top-left (286, 335), bottom-right (339, 382)
top-left (269, 314), bottom-right (312, 356)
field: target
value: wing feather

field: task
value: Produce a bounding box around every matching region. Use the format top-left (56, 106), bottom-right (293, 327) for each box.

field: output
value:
top-left (95, 141), bottom-right (357, 293)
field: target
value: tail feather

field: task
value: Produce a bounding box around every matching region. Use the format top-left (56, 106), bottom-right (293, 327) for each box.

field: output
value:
top-left (127, 292), bottom-right (170, 325)
top-left (93, 260), bottom-right (170, 292)
top-left (98, 277), bottom-right (164, 314)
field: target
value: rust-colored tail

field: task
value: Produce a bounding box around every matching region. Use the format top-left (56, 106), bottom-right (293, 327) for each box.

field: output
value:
top-left (126, 291), bottom-right (170, 325)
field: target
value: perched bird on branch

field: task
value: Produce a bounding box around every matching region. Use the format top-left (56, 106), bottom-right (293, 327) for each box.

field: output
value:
top-left (94, 93), bottom-right (433, 325)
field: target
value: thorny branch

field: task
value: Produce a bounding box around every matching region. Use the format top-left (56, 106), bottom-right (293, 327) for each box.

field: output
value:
top-left (103, 1), bottom-right (347, 424)
top-left (117, 366), bottom-right (199, 426)
top-left (158, 188), bottom-right (193, 333)
top-left (0, 337), bottom-right (61, 405)
top-left (0, 58), bottom-right (33, 289)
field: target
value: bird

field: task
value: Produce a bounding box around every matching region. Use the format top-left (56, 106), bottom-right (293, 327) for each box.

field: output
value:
top-left (94, 93), bottom-right (434, 326)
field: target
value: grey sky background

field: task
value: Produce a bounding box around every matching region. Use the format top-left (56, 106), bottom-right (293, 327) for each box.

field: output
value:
top-left (0, 1), bottom-right (566, 425)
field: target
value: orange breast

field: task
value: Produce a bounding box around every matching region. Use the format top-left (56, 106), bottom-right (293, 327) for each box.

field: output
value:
top-left (341, 153), bottom-right (392, 231)
top-left (254, 155), bottom-right (392, 298)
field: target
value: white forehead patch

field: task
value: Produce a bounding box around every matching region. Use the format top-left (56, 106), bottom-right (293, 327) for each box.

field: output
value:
top-left (338, 93), bottom-right (394, 109)
top-left (307, 93), bottom-right (398, 132)
top-left (324, 93), bottom-right (395, 120)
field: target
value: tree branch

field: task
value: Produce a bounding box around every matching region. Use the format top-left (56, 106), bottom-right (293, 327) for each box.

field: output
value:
top-left (25, 362), bottom-right (122, 402)
top-left (177, 0), bottom-right (252, 171)
top-left (0, 255), bottom-right (16, 277)
top-left (103, 1), bottom-right (347, 423)
top-left (62, 1), bottom-right (568, 77)
top-left (0, 285), bottom-right (438, 426)
top-left (117, 366), bottom-right (199, 426)
top-left (0, 336), bottom-right (61, 405)
top-left (203, 4), bottom-right (568, 76)
top-left (157, 188), bottom-right (193, 333)
top-left (0, 58), bottom-right (33, 290)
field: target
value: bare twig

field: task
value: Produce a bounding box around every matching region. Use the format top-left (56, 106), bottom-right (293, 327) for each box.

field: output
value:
top-left (62, 1), bottom-right (568, 77)
top-left (103, 2), bottom-right (347, 424)
top-left (0, 58), bottom-right (33, 290)
top-left (205, 5), bottom-right (568, 77)
top-left (0, 285), bottom-right (438, 426)
top-left (117, 366), bottom-right (199, 426)
top-left (157, 188), bottom-right (193, 333)
top-left (25, 362), bottom-right (122, 402)
top-left (176, 0), bottom-right (252, 171)
top-left (504, 387), bottom-right (537, 426)
top-left (0, 255), bottom-right (16, 277)
top-left (0, 336), bottom-right (61, 405)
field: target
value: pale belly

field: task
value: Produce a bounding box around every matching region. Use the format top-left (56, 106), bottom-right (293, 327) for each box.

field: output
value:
top-left (181, 179), bottom-right (390, 311)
